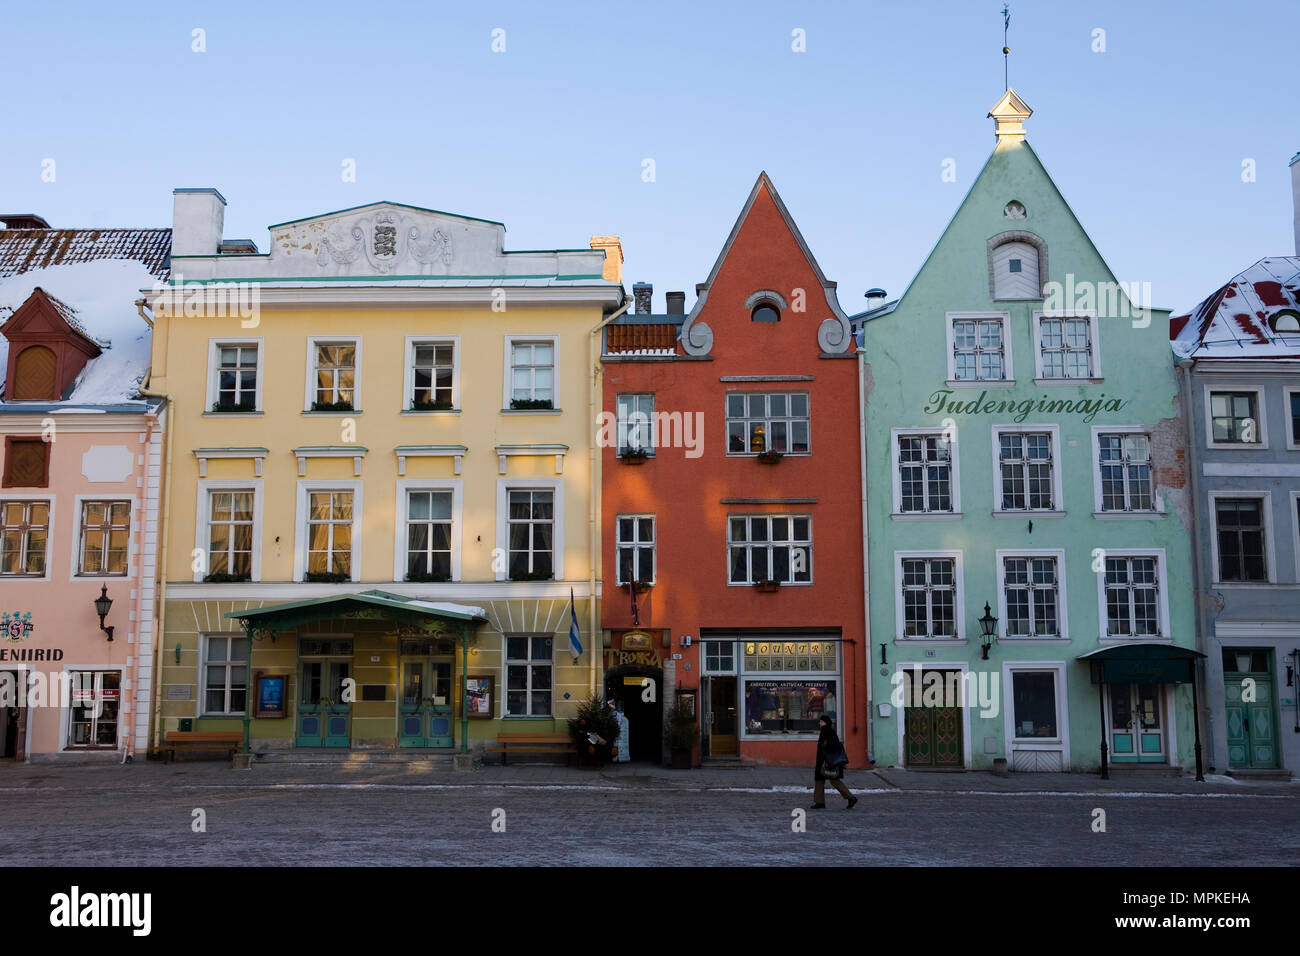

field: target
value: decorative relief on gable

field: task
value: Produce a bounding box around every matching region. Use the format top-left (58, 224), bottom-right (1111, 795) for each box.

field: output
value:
top-left (817, 315), bottom-right (852, 353)
top-left (310, 212), bottom-right (457, 274)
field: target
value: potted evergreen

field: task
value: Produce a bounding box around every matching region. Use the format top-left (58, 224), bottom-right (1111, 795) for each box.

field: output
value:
top-left (568, 693), bottom-right (620, 767)
top-left (664, 698), bottom-right (699, 769)
top-left (756, 449), bottom-right (784, 464)
top-left (618, 446), bottom-right (650, 463)
top-left (753, 578), bottom-right (781, 593)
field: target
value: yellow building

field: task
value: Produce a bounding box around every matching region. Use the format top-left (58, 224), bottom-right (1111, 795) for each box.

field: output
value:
top-left (142, 189), bottom-right (623, 756)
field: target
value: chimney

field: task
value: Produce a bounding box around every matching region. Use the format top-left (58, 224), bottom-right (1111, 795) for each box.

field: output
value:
top-left (172, 187), bottom-right (227, 257)
top-left (633, 281), bottom-right (653, 315)
top-left (0, 214), bottom-right (51, 230)
top-left (864, 288), bottom-right (887, 311)
top-left (590, 235), bottom-right (624, 284)
top-left (665, 291), bottom-right (685, 314)
top-left (1291, 152), bottom-right (1300, 257)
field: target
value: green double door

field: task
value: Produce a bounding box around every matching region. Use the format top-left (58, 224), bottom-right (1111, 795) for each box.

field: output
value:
top-left (1223, 649), bottom-right (1278, 770)
top-left (903, 669), bottom-right (964, 768)
top-left (297, 658), bottom-right (351, 748)
top-left (399, 659), bottom-right (453, 748)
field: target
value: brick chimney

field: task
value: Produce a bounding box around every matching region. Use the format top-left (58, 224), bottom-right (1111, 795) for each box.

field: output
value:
top-left (665, 291), bottom-right (685, 314)
top-left (172, 187), bottom-right (227, 257)
top-left (633, 282), bottom-right (653, 315)
top-left (590, 235), bottom-right (624, 284)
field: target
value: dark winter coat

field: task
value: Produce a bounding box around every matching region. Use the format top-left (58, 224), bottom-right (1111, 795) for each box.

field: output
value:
top-left (814, 721), bottom-right (844, 781)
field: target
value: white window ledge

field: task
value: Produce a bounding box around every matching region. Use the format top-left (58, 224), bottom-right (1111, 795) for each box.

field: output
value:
top-left (993, 510), bottom-right (1065, 519)
top-left (945, 380), bottom-right (1015, 389)
top-left (891, 512), bottom-right (963, 521)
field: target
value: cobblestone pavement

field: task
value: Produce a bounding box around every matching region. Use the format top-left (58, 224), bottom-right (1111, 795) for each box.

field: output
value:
top-left (0, 761), bottom-right (1295, 866)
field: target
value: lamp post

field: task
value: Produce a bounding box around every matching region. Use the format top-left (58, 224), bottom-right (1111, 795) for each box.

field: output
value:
top-left (93, 585), bottom-right (115, 641)
top-left (978, 602), bottom-right (997, 660)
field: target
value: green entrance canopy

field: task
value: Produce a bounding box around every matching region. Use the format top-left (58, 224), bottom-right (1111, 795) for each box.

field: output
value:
top-left (224, 589), bottom-right (488, 634)
top-left (1076, 642), bottom-right (1206, 686)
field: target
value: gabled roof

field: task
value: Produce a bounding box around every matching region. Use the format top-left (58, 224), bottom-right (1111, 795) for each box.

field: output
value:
top-left (678, 171), bottom-right (850, 355)
top-left (1171, 257), bottom-right (1300, 359)
top-left (268, 201), bottom-right (504, 230)
top-left (0, 287), bottom-right (103, 352)
top-left (0, 228), bottom-right (171, 279)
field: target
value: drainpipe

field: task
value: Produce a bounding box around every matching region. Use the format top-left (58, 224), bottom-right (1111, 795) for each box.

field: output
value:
top-left (1177, 357), bottom-right (1212, 772)
top-left (136, 296), bottom-right (174, 759)
top-left (460, 623), bottom-right (469, 754)
top-left (857, 346), bottom-right (874, 763)
top-left (588, 295), bottom-right (632, 696)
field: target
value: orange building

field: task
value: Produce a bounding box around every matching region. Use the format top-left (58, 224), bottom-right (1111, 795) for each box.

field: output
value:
top-left (599, 173), bottom-right (869, 768)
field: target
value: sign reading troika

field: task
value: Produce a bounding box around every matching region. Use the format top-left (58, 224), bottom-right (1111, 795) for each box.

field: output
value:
top-left (924, 388), bottom-right (1130, 424)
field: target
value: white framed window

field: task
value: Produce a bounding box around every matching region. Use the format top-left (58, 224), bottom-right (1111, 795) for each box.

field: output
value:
top-left (403, 336), bottom-right (459, 411)
top-left (294, 480), bottom-right (362, 583)
top-left (891, 427), bottom-right (960, 515)
top-left (1291, 492), bottom-right (1300, 583)
top-left (702, 639), bottom-right (736, 675)
top-left (201, 634), bottom-right (249, 715)
top-left (1033, 311), bottom-right (1099, 382)
top-left (504, 635), bottom-right (552, 717)
top-left (73, 498), bottom-right (132, 577)
top-left (495, 479), bottom-right (563, 582)
top-left (206, 338), bottom-right (263, 412)
top-left (0, 497), bottom-right (51, 579)
top-left (65, 670), bottom-right (121, 749)
top-left (1001, 662), bottom-right (1069, 765)
top-left (727, 514), bottom-right (812, 585)
top-left (945, 312), bottom-right (1013, 385)
top-left (1286, 388), bottom-right (1300, 450)
top-left (393, 479), bottom-right (463, 583)
top-left (1096, 549), bottom-right (1169, 641)
top-left (1091, 427), bottom-right (1158, 515)
top-left (1209, 491), bottom-right (1275, 585)
top-left (725, 392), bottom-right (811, 455)
top-left (894, 550), bottom-right (965, 641)
top-left (1205, 387), bottom-right (1266, 449)
top-left (305, 335), bottom-right (361, 412)
top-left (503, 335), bottom-right (558, 409)
top-left (992, 424), bottom-right (1062, 514)
top-left (996, 549), bottom-right (1068, 640)
top-left (740, 635), bottom-right (840, 740)
top-left (194, 480), bottom-right (263, 583)
top-left (615, 514), bottom-right (655, 585)
top-left (617, 393), bottom-right (656, 455)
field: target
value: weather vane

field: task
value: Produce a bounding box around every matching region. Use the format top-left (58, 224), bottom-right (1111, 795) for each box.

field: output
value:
top-left (1002, 4), bottom-right (1011, 90)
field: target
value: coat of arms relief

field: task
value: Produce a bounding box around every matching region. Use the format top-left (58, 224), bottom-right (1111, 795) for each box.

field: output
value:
top-left (315, 212), bottom-right (455, 274)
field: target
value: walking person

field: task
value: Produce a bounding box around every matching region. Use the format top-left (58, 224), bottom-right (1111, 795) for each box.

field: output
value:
top-left (812, 714), bottom-right (857, 809)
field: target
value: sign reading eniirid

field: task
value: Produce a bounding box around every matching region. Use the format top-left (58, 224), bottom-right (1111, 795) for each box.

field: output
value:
top-left (924, 388), bottom-right (1130, 424)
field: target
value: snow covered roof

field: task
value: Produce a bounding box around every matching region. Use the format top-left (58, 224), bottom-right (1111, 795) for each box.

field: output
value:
top-left (0, 259), bottom-right (163, 408)
top-left (1171, 257), bottom-right (1300, 359)
top-left (0, 228), bottom-right (171, 279)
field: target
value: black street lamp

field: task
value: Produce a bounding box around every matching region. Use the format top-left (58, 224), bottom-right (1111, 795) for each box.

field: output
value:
top-left (93, 584), bottom-right (115, 641)
top-left (978, 602), bottom-right (997, 660)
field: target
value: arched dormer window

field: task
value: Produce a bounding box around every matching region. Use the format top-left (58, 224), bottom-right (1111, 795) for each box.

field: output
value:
top-left (987, 231), bottom-right (1047, 301)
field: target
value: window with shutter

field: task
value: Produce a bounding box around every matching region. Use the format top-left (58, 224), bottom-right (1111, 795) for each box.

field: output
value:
top-left (2, 438), bottom-right (50, 487)
top-left (12, 345), bottom-right (58, 400)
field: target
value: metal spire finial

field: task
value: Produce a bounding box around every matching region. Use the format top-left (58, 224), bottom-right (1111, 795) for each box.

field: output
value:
top-left (1002, 4), bottom-right (1011, 90)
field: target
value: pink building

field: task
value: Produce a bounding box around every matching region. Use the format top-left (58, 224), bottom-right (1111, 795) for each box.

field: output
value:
top-left (0, 221), bottom-right (170, 761)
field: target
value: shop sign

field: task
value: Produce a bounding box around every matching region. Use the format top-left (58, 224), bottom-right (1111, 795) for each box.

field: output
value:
top-left (604, 647), bottom-right (662, 669)
top-left (2, 611), bottom-right (34, 642)
top-left (622, 631), bottom-right (653, 651)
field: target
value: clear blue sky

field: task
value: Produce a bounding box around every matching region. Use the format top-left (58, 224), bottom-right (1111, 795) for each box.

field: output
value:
top-left (4, 0), bottom-right (1296, 314)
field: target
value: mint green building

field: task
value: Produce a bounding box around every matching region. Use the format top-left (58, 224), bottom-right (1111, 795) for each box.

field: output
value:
top-left (860, 91), bottom-right (1203, 775)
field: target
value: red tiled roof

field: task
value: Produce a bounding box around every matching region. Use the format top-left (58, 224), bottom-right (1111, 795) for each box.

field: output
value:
top-left (0, 228), bottom-right (171, 279)
top-left (606, 324), bottom-right (678, 353)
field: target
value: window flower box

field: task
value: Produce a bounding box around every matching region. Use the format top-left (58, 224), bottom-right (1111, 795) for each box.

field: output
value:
top-left (310, 400), bottom-right (354, 413)
top-left (406, 571), bottom-right (451, 583)
top-left (619, 447), bottom-right (650, 463)
top-left (509, 569), bottom-right (554, 582)
top-left (210, 401), bottom-right (255, 413)
top-left (203, 572), bottom-right (252, 583)
top-left (621, 580), bottom-right (652, 593)
top-left (410, 399), bottom-right (454, 412)
top-left (756, 450), bottom-right (784, 464)
top-left (753, 579), bottom-right (781, 592)
top-left (304, 571), bottom-right (349, 584)
top-left (510, 398), bottom-right (553, 410)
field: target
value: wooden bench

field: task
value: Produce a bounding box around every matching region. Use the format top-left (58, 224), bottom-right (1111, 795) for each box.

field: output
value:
top-left (484, 732), bottom-right (576, 766)
top-left (156, 731), bottom-right (244, 763)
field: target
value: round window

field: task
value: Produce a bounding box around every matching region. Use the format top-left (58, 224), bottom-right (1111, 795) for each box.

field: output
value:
top-left (751, 304), bottom-right (780, 323)
top-left (1272, 310), bottom-right (1300, 333)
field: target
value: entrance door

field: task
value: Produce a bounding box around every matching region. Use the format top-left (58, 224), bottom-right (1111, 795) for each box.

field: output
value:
top-left (399, 659), bottom-right (453, 748)
top-left (0, 671), bottom-right (19, 759)
top-left (1108, 683), bottom-right (1165, 763)
top-left (1223, 649), bottom-right (1278, 769)
top-left (707, 677), bottom-right (738, 756)
top-left (297, 659), bottom-right (351, 748)
top-left (903, 668), bottom-right (964, 768)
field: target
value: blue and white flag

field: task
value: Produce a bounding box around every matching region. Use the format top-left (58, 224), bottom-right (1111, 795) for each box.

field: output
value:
top-left (568, 587), bottom-right (583, 659)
